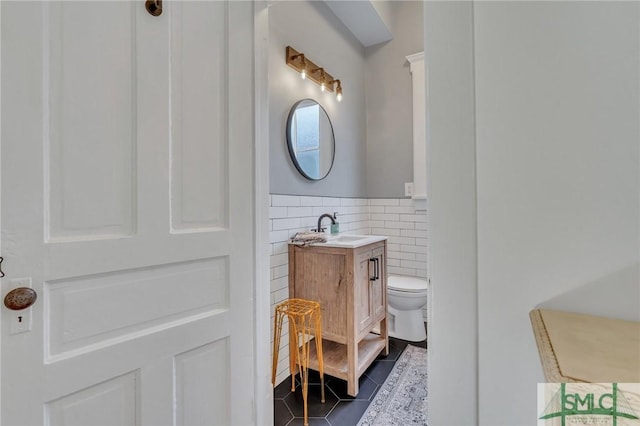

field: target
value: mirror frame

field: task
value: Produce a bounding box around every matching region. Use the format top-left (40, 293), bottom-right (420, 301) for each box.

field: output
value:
top-left (286, 99), bottom-right (335, 181)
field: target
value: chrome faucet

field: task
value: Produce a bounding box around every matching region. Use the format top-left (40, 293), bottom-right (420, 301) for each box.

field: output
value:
top-left (316, 213), bottom-right (337, 232)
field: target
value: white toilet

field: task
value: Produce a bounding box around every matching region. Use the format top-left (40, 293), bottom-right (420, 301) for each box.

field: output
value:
top-left (387, 275), bottom-right (428, 342)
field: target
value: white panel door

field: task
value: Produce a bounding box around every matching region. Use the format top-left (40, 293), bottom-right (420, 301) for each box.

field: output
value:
top-left (1, 1), bottom-right (255, 425)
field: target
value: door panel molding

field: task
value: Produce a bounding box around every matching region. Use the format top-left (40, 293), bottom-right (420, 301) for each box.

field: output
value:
top-left (45, 2), bottom-right (137, 242)
top-left (174, 339), bottom-right (230, 425)
top-left (45, 370), bottom-right (140, 426)
top-left (45, 257), bottom-right (229, 357)
top-left (170, 1), bottom-right (229, 232)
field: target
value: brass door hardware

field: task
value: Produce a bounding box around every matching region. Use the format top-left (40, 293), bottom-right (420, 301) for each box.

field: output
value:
top-left (4, 288), bottom-right (37, 311)
top-left (145, 0), bottom-right (162, 16)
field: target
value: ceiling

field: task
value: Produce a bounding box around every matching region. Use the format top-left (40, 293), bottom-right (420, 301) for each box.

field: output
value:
top-left (322, 0), bottom-right (393, 47)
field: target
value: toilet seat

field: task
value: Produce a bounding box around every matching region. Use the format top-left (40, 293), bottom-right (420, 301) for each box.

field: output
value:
top-left (388, 275), bottom-right (428, 293)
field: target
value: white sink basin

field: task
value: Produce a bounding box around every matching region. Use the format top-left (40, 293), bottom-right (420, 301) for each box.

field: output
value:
top-left (329, 235), bottom-right (368, 243)
top-left (315, 234), bottom-right (387, 248)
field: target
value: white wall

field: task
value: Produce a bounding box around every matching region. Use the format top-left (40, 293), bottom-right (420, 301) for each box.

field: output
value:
top-left (426, 1), bottom-right (639, 425)
top-left (365, 1), bottom-right (423, 198)
top-left (474, 2), bottom-right (639, 424)
top-left (424, 2), bottom-right (478, 425)
top-left (269, 1), bottom-right (367, 197)
top-left (269, 1), bottom-right (423, 199)
top-left (540, 262), bottom-right (639, 321)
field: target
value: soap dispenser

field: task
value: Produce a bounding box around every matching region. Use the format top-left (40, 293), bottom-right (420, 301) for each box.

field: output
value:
top-left (330, 212), bottom-right (339, 234)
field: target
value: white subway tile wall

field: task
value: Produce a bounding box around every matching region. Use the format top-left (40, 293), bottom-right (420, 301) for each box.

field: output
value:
top-left (268, 195), bottom-right (428, 385)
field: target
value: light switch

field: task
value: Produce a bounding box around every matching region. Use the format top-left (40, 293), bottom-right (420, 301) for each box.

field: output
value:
top-left (405, 182), bottom-right (414, 197)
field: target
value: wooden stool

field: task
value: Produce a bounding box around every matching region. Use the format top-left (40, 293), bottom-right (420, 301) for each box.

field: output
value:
top-left (272, 298), bottom-right (325, 426)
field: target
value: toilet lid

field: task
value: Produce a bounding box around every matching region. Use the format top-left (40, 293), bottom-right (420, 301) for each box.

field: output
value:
top-left (388, 275), bottom-right (428, 292)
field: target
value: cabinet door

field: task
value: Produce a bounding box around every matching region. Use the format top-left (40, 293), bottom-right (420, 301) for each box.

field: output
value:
top-left (355, 251), bottom-right (374, 335)
top-left (292, 248), bottom-right (347, 342)
top-left (371, 246), bottom-right (386, 321)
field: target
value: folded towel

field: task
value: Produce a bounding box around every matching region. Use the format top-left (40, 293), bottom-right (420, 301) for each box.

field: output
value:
top-left (290, 231), bottom-right (327, 246)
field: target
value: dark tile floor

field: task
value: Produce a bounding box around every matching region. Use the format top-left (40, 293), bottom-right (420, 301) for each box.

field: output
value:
top-left (274, 330), bottom-right (427, 426)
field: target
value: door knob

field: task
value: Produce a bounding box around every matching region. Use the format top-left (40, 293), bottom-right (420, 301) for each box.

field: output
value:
top-left (4, 287), bottom-right (37, 310)
top-left (145, 0), bottom-right (162, 16)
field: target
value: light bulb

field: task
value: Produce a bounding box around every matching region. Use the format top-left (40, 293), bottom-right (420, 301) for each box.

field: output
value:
top-left (336, 92), bottom-right (342, 102)
top-left (320, 82), bottom-right (326, 92)
top-left (301, 69), bottom-right (306, 80)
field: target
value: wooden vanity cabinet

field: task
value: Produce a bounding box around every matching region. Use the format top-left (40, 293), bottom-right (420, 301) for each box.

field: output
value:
top-left (288, 240), bottom-right (388, 396)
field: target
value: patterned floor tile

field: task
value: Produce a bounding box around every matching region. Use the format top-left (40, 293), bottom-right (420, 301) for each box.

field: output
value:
top-left (274, 328), bottom-right (427, 426)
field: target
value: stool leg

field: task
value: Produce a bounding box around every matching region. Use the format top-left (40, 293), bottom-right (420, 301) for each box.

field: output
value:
top-left (301, 314), bottom-right (312, 426)
top-left (314, 308), bottom-right (325, 403)
top-left (291, 315), bottom-right (309, 426)
top-left (272, 310), bottom-right (284, 386)
top-left (288, 318), bottom-right (297, 392)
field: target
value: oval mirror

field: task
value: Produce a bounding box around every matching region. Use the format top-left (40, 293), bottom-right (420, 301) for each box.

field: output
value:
top-left (286, 99), bottom-right (335, 181)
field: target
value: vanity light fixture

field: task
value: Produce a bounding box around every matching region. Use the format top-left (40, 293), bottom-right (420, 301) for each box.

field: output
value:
top-left (286, 46), bottom-right (344, 100)
top-left (317, 69), bottom-right (327, 92)
top-left (327, 79), bottom-right (342, 102)
top-left (297, 55), bottom-right (307, 80)
top-left (286, 48), bottom-right (307, 80)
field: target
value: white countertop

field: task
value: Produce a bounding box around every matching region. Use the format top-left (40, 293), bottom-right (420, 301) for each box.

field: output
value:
top-left (307, 234), bottom-right (387, 249)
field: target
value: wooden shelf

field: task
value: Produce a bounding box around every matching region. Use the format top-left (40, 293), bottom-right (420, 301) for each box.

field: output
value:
top-left (298, 334), bottom-right (386, 384)
top-left (530, 309), bottom-right (640, 383)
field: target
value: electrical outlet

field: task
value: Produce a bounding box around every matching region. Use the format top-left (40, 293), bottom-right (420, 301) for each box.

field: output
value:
top-left (405, 182), bottom-right (414, 197)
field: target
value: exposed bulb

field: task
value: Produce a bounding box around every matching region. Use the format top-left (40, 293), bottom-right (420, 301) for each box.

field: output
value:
top-left (336, 92), bottom-right (342, 102)
top-left (320, 82), bottom-right (326, 92)
top-left (301, 69), bottom-right (306, 80)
